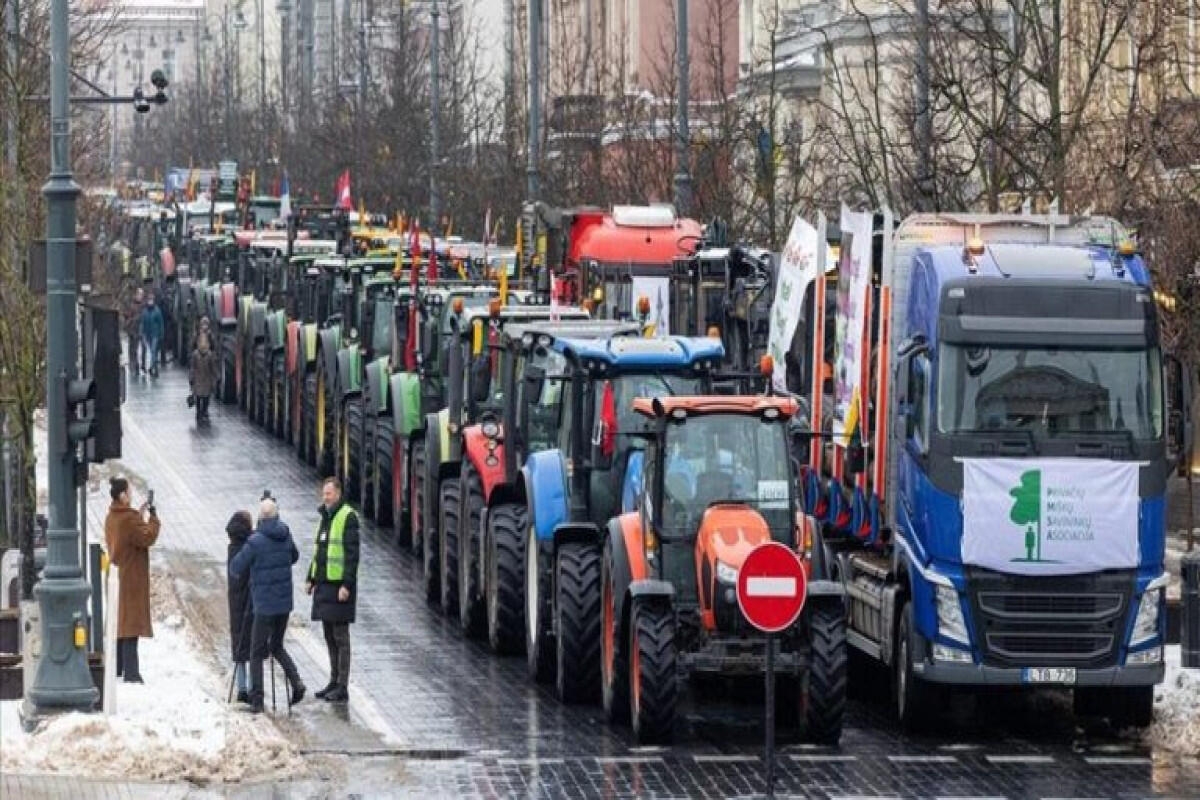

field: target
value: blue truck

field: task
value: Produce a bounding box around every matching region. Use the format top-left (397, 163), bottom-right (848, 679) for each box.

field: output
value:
top-left (801, 212), bottom-right (1186, 729)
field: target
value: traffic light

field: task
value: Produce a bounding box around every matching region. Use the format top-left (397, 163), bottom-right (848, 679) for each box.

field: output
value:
top-left (64, 377), bottom-right (95, 451)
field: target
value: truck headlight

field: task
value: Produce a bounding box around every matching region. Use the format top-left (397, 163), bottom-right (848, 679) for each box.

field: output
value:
top-left (1130, 587), bottom-right (1161, 646)
top-left (716, 561), bottom-right (738, 584)
top-left (1127, 646), bottom-right (1162, 665)
top-left (935, 584), bottom-right (969, 644)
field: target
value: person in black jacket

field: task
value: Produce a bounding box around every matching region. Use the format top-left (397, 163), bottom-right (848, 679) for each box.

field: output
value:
top-left (225, 511), bottom-right (254, 703)
top-left (230, 498), bottom-right (306, 713)
top-left (306, 477), bottom-right (360, 703)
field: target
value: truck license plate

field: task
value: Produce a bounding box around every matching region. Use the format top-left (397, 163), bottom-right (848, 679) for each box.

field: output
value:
top-left (1022, 667), bottom-right (1076, 684)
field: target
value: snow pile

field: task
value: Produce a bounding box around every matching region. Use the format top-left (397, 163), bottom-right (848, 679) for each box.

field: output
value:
top-left (0, 583), bottom-right (308, 784)
top-left (1145, 645), bottom-right (1200, 757)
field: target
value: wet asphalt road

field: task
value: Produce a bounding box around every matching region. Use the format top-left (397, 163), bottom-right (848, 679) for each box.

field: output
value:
top-left (113, 361), bottom-right (1200, 799)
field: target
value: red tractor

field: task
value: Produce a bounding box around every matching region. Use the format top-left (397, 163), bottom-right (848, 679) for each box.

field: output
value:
top-left (602, 395), bottom-right (846, 743)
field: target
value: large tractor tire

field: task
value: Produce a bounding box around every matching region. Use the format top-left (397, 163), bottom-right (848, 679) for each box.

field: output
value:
top-left (301, 372), bottom-right (317, 466)
top-left (555, 542), bottom-right (602, 704)
top-left (894, 601), bottom-right (939, 733)
top-left (629, 598), bottom-right (677, 744)
top-left (486, 503), bottom-right (525, 655)
top-left (525, 528), bottom-right (555, 684)
top-left (315, 364), bottom-right (335, 478)
top-left (220, 335), bottom-right (237, 404)
top-left (344, 399), bottom-right (364, 504)
top-left (252, 343), bottom-right (268, 427)
top-left (803, 603), bottom-right (847, 745)
top-left (415, 440), bottom-right (438, 599)
top-left (374, 422), bottom-right (395, 530)
top-left (457, 462), bottom-right (486, 638)
top-left (601, 540), bottom-right (629, 723)
top-left (359, 409), bottom-right (376, 520)
top-left (271, 355), bottom-right (286, 439)
top-left (438, 478), bottom-right (461, 617)
top-left (238, 341), bottom-right (250, 412)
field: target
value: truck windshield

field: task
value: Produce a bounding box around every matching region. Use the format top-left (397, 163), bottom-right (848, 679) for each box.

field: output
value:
top-left (937, 344), bottom-right (1163, 440)
top-left (659, 413), bottom-right (792, 538)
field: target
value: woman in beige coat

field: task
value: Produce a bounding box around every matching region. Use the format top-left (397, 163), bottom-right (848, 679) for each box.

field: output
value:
top-left (104, 477), bottom-right (161, 683)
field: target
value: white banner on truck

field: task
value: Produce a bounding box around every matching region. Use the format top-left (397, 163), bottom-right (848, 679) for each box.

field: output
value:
top-left (632, 275), bottom-right (670, 336)
top-left (832, 207), bottom-right (873, 441)
top-left (961, 457), bottom-right (1139, 576)
top-left (767, 216), bottom-right (833, 393)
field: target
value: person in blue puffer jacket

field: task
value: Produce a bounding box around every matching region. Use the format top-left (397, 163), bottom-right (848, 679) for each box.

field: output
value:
top-left (229, 496), bottom-right (306, 712)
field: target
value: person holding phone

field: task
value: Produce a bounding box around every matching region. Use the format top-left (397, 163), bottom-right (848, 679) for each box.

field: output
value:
top-left (103, 477), bottom-right (161, 683)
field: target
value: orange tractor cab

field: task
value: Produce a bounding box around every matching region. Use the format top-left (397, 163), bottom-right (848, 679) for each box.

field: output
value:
top-left (521, 203), bottom-right (701, 321)
top-left (602, 395), bottom-right (846, 744)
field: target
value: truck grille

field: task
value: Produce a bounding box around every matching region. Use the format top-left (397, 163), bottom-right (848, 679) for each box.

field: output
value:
top-left (967, 569), bottom-right (1133, 668)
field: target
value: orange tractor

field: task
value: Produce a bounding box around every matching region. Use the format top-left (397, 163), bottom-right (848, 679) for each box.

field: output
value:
top-left (601, 395), bottom-right (846, 743)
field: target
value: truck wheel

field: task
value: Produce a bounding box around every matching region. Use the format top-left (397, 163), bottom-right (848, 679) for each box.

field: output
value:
top-left (894, 601), bottom-right (937, 732)
top-left (555, 542), bottom-right (602, 704)
top-left (629, 599), bottom-right (677, 744)
top-left (439, 478), bottom-right (461, 617)
top-left (525, 527), bottom-right (555, 683)
top-left (374, 423), bottom-right (394, 529)
top-left (361, 411), bottom-right (376, 520)
top-left (301, 372), bottom-right (317, 466)
top-left (458, 463), bottom-right (486, 638)
top-left (220, 336), bottom-right (237, 404)
top-left (601, 541), bottom-right (629, 724)
top-left (804, 602), bottom-right (847, 745)
top-left (486, 503), bottom-right (525, 655)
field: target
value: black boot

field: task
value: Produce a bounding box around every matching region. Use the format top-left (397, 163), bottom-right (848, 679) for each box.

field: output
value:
top-left (323, 685), bottom-right (349, 703)
top-left (290, 679), bottom-right (306, 705)
top-left (314, 682), bottom-right (337, 700)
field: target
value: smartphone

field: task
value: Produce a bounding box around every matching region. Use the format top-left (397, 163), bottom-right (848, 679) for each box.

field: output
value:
top-left (147, 489), bottom-right (155, 508)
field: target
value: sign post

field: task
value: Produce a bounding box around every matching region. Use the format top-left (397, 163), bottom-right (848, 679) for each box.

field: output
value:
top-left (736, 542), bottom-right (808, 800)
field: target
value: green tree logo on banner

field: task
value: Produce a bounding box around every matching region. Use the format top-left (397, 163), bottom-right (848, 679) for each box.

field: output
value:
top-left (1009, 469), bottom-right (1042, 562)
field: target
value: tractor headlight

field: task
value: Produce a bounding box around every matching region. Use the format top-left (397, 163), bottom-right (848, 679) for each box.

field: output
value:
top-left (935, 584), bottom-right (969, 644)
top-left (716, 561), bottom-right (738, 584)
top-left (481, 420), bottom-right (500, 439)
top-left (1130, 587), bottom-right (1161, 646)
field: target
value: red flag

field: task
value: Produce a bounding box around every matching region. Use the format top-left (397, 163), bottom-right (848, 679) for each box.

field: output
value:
top-left (599, 380), bottom-right (617, 458)
top-left (335, 170), bottom-right (353, 210)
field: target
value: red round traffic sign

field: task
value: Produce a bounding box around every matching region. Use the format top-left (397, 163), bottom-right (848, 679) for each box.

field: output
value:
top-left (736, 542), bottom-right (808, 633)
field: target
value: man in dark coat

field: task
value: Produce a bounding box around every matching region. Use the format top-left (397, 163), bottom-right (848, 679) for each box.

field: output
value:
top-left (225, 511), bottom-right (254, 703)
top-left (140, 296), bottom-right (165, 377)
top-left (229, 498), bottom-right (305, 713)
top-left (103, 477), bottom-right (160, 683)
top-left (307, 477), bottom-right (360, 703)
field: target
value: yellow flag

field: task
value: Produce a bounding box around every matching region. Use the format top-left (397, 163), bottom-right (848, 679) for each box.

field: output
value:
top-left (499, 261), bottom-right (509, 305)
top-left (250, 169), bottom-right (257, 195)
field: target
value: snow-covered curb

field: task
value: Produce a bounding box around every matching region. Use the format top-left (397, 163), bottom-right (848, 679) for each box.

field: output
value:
top-left (1145, 645), bottom-right (1200, 757)
top-left (0, 575), bottom-right (309, 784)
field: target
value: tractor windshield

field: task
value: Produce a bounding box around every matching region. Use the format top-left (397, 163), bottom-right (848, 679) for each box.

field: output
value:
top-left (597, 373), bottom-right (704, 434)
top-left (657, 413), bottom-right (792, 540)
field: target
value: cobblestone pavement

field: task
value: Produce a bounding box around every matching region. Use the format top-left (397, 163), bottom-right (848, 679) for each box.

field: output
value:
top-left (8, 363), bottom-right (1197, 799)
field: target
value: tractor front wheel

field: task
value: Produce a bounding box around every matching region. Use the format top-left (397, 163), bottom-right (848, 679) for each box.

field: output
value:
top-left (525, 528), bottom-right (555, 684)
top-left (629, 599), bottom-right (677, 744)
top-left (301, 372), bottom-right (317, 466)
top-left (360, 411), bottom-right (376, 520)
top-left (486, 503), bottom-right (525, 655)
top-left (439, 478), bottom-right (461, 617)
top-left (803, 602), bottom-right (847, 745)
top-left (555, 542), bottom-right (602, 704)
top-left (458, 463), bottom-right (486, 638)
top-left (601, 541), bottom-right (629, 724)
top-left (220, 336), bottom-right (237, 404)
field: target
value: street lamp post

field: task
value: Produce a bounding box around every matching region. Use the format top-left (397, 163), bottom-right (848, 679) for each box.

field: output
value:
top-left (430, 0), bottom-right (440, 232)
top-left (25, 0), bottom-right (98, 721)
top-left (673, 0), bottom-right (692, 217)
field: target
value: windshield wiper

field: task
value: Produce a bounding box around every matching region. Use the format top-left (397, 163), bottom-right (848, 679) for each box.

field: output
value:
top-left (653, 373), bottom-right (677, 396)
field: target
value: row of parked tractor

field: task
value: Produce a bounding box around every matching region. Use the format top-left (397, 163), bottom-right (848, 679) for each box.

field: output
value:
top-left (157, 204), bottom-right (848, 745)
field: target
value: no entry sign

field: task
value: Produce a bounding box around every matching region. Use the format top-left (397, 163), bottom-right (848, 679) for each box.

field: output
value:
top-left (736, 542), bottom-right (808, 633)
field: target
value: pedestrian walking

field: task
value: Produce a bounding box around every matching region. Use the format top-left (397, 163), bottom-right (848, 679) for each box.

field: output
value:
top-left (191, 316), bottom-right (212, 353)
top-left (307, 477), bottom-right (360, 703)
top-left (140, 295), bottom-right (165, 377)
top-left (189, 333), bottom-right (219, 425)
top-left (225, 510), bottom-right (254, 704)
top-left (124, 287), bottom-right (144, 373)
top-left (103, 478), bottom-right (160, 683)
top-left (229, 497), bottom-right (305, 713)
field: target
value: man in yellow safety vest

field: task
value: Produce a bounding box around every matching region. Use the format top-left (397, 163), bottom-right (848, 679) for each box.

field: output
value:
top-left (306, 476), bottom-right (361, 703)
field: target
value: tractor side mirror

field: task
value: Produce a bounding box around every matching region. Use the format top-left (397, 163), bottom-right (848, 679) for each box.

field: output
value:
top-left (523, 370), bottom-right (545, 404)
